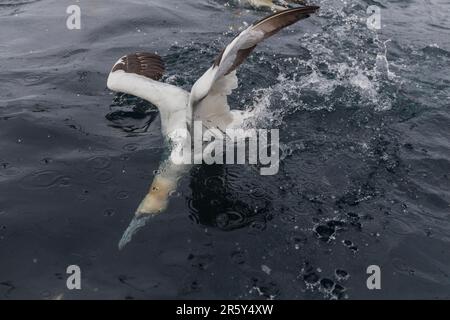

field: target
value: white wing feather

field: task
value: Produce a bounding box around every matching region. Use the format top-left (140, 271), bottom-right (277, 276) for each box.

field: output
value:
top-left (188, 6), bottom-right (320, 128)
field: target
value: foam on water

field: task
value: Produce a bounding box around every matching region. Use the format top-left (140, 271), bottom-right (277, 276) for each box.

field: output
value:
top-left (225, 0), bottom-right (403, 131)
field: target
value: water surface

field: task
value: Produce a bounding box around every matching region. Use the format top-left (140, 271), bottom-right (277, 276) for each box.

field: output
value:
top-left (0, 0), bottom-right (449, 299)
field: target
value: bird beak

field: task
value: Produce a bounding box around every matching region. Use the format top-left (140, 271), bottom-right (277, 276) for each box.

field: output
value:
top-left (118, 215), bottom-right (152, 250)
top-left (118, 175), bottom-right (177, 250)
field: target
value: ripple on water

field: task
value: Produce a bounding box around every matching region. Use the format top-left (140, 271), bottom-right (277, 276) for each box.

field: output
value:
top-left (248, 219), bottom-right (267, 234)
top-left (23, 74), bottom-right (42, 84)
top-left (187, 198), bottom-right (200, 215)
top-left (335, 269), bottom-right (350, 281)
top-left (215, 210), bottom-right (247, 231)
top-left (122, 143), bottom-right (139, 152)
top-left (94, 170), bottom-right (114, 184)
top-left (297, 158), bottom-right (320, 175)
top-left (0, 166), bottom-right (22, 178)
top-left (230, 250), bottom-right (246, 265)
top-left (20, 170), bottom-right (71, 190)
top-left (204, 175), bottom-right (225, 190)
top-left (104, 208), bottom-right (116, 217)
top-left (392, 257), bottom-right (415, 275)
top-left (386, 217), bottom-right (414, 236)
top-left (247, 187), bottom-right (266, 201)
top-left (87, 155), bottom-right (112, 170)
top-left (0, 0), bottom-right (42, 7)
top-left (115, 190), bottom-right (129, 200)
top-left (280, 212), bottom-right (298, 224)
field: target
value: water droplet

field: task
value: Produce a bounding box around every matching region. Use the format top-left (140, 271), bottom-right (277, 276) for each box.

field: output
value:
top-left (261, 265), bottom-right (272, 275)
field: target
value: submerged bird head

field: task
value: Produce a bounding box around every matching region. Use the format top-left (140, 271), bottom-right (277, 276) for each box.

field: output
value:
top-left (118, 176), bottom-right (178, 250)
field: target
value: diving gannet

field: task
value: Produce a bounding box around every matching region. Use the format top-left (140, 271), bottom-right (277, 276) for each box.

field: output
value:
top-left (107, 6), bottom-right (320, 249)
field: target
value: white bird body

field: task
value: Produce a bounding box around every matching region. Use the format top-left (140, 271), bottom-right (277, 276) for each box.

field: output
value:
top-left (238, 0), bottom-right (307, 11)
top-left (239, 0), bottom-right (285, 11)
top-left (106, 7), bottom-right (320, 249)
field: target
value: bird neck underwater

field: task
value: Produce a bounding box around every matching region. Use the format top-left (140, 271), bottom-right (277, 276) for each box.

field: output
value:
top-left (168, 121), bottom-right (280, 176)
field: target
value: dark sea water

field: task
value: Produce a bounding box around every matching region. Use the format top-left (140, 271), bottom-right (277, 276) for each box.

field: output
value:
top-left (0, 0), bottom-right (449, 299)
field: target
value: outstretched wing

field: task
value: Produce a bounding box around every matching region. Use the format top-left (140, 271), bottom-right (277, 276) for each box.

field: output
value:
top-left (188, 6), bottom-right (320, 127)
top-left (107, 52), bottom-right (189, 133)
